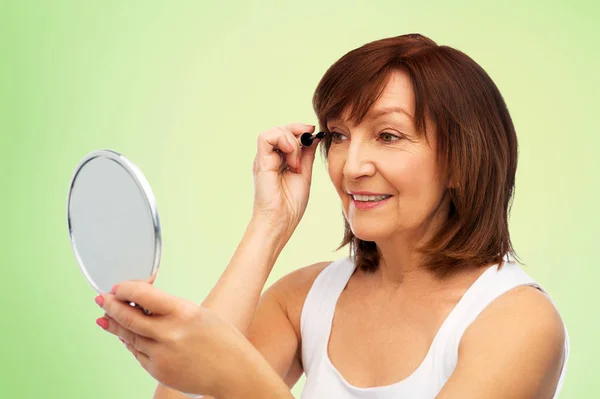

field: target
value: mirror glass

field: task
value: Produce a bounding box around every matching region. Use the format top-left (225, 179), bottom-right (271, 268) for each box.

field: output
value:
top-left (67, 149), bottom-right (161, 297)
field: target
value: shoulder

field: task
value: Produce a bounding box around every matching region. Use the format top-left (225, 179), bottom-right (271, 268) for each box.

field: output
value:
top-left (270, 261), bottom-right (333, 309)
top-left (442, 285), bottom-right (566, 398)
top-left (463, 284), bottom-right (566, 351)
top-left (268, 261), bottom-right (333, 335)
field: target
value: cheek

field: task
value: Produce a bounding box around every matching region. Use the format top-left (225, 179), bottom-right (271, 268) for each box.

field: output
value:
top-left (327, 155), bottom-right (344, 190)
top-left (383, 152), bottom-right (440, 195)
top-left (378, 153), bottom-right (416, 189)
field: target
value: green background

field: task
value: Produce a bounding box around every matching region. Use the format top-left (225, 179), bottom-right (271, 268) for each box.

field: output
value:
top-left (1, 1), bottom-right (598, 397)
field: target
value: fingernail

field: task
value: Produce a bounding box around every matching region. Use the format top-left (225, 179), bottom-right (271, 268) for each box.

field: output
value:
top-left (111, 285), bottom-right (118, 294)
top-left (119, 338), bottom-right (125, 344)
top-left (96, 317), bottom-right (109, 330)
top-left (94, 295), bottom-right (104, 308)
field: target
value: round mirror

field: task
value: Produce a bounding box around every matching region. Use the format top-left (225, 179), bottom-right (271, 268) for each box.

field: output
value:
top-left (67, 149), bottom-right (161, 314)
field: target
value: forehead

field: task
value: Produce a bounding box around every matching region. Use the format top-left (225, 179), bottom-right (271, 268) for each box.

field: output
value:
top-left (375, 69), bottom-right (415, 114)
top-left (330, 69), bottom-right (416, 126)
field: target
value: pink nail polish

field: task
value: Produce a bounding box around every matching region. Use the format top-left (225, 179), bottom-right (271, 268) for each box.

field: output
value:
top-left (96, 318), bottom-right (109, 330)
top-left (111, 285), bottom-right (118, 294)
top-left (94, 295), bottom-right (104, 307)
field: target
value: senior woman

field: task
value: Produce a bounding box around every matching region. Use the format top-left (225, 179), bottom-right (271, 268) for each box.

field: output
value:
top-left (95, 33), bottom-right (569, 398)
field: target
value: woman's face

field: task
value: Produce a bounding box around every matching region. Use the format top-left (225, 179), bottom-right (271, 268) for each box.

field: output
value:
top-left (327, 69), bottom-right (449, 244)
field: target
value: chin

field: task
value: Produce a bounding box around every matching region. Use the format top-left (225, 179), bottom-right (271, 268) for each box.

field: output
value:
top-left (348, 220), bottom-right (395, 243)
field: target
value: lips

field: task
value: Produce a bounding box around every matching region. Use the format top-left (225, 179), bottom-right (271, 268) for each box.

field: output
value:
top-left (347, 190), bottom-right (393, 199)
top-left (351, 194), bottom-right (392, 202)
top-left (348, 193), bottom-right (392, 210)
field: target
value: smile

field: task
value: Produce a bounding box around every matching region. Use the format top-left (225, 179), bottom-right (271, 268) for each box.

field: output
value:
top-left (351, 194), bottom-right (391, 201)
top-left (350, 194), bottom-right (392, 210)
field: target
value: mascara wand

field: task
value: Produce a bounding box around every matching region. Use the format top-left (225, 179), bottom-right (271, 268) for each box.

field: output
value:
top-left (300, 131), bottom-right (327, 147)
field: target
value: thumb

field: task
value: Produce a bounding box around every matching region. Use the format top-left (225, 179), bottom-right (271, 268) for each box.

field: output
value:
top-left (299, 137), bottom-right (322, 178)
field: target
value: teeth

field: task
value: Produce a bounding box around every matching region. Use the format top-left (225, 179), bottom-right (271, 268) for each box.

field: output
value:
top-left (352, 194), bottom-right (390, 202)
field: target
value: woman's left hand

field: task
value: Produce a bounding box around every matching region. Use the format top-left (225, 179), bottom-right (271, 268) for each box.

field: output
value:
top-left (94, 281), bottom-right (264, 398)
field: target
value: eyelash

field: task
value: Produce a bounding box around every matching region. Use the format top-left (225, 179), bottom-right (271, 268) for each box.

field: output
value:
top-left (330, 131), bottom-right (403, 143)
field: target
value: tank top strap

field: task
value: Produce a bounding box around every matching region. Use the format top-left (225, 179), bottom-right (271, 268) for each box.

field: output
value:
top-left (431, 261), bottom-right (546, 374)
top-left (300, 256), bottom-right (356, 376)
top-left (435, 261), bottom-right (569, 398)
top-left (451, 261), bottom-right (539, 330)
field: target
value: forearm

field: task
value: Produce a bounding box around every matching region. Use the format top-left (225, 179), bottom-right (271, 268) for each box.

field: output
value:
top-left (222, 368), bottom-right (294, 399)
top-left (152, 384), bottom-right (214, 399)
top-left (152, 336), bottom-right (293, 399)
top-left (200, 217), bottom-right (288, 335)
top-left (200, 218), bottom-right (288, 334)
top-left (218, 338), bottom-right (295, 399)
top-left (154, 219), bottom-right (292, 399)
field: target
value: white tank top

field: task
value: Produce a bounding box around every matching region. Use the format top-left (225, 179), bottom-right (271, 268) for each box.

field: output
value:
top-left (300, 256), bottom-right (569, 399)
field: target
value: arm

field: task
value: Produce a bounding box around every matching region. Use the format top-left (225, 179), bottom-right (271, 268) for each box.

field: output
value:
top-left (435, 286), bottom-right (566, 399)
top-left (153, 219), bottom-right (290, 399)
top-left (215, 328), bottom-right (297, 399)
top-left (152, 122), bottom-right (322, 398)
top-left (152, 224), bottom-right (328, 398)
top-left (245, 262), bottom-right (330, 387)
top-left (220, 262), bottom-right (329, 395)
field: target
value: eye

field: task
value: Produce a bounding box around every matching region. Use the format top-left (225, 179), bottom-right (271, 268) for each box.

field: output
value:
top-left (330, 132), bottom-right (347, 143)
top-left (379, 132), bottom-right (402, 143)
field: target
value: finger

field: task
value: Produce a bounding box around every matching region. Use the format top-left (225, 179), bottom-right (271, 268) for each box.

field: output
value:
top-left (256, 129), bottom-right (297, 172)
top-left (280, 126), bottom-right (319, 173)
top-left (147, 269), bottom-right (158, 285)
top-left (257, 123), bottom-right (314, 153)
top-left (299, 135), bottom-right (322, 177)
top-left (257, 124), bottom-right (315, 174)
top-left (281, 129), bottom-right (302, 173)
top-left (100, 292), bottom-right (159, 339)
top-left (101, 313), bottom-right (156, 355)
top-left (284, 124), bottom-right (316, 172)
top-left (113, 280), bottom-right (176, 315)
top-left (283, 122), bottom-right (315, 137)
top-left (281, 124), bottom-right (316, 173)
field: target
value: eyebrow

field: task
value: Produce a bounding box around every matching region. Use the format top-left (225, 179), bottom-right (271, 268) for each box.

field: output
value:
top-left (327, 106), bottom-right (413, 127)
top-left (327, 106), bottom-right (414, 128)
top-left (367, 106), bottom-right (413, 120)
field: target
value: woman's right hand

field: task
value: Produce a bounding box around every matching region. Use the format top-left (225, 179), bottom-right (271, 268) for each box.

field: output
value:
top-left (251, 123), bottom-right (322, 238)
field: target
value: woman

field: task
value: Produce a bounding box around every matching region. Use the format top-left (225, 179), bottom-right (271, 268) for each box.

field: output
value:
top-left (95, 33), bottom-right (569, 398)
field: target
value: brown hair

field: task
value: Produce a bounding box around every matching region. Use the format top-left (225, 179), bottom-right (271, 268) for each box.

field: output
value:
top-left (312, 33), bottom-right (519, 278)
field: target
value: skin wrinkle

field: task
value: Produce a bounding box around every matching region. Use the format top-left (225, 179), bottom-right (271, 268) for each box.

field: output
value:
top-left (303, 34), bottom-right (564, 396)
top-left (326, 70), bottom-right (454, 289)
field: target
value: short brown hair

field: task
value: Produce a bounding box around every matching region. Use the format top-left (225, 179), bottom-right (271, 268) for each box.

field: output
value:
top-left (313, 33), bottom-right (519, 278)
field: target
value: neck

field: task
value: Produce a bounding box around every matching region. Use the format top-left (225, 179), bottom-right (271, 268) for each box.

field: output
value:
top-left (373, 237), bottom-right (434, 291)
top-left (368, 195), bottom-right (451, 292)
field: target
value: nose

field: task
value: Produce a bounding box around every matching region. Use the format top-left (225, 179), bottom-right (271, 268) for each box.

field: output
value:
top-left (342, 139), bottom-right (376, 180)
